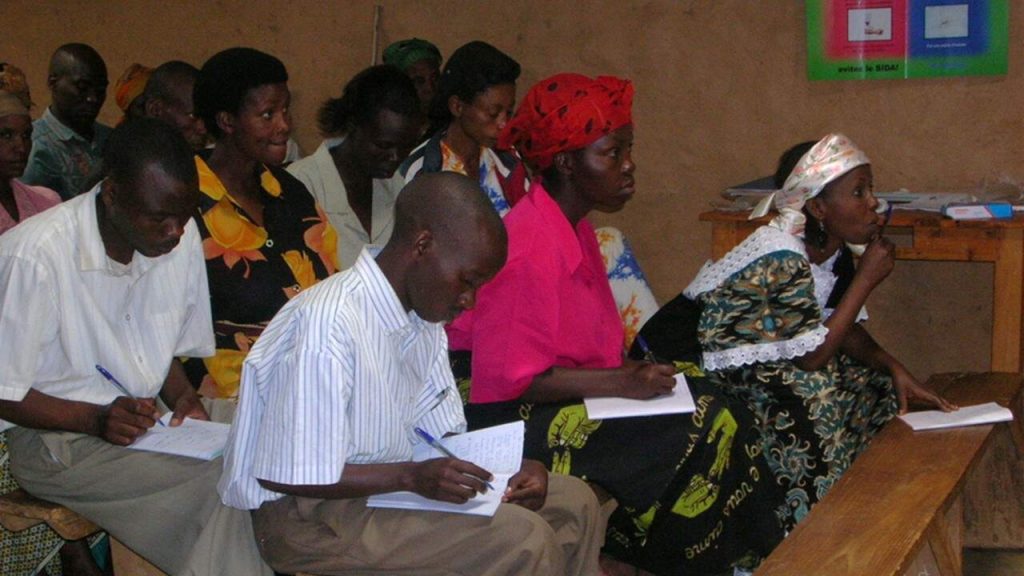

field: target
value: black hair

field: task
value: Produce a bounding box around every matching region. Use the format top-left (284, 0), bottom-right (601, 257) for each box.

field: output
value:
top-left (774, 140), bottom-right (829, 248)
top-left (427, 41), bottom-right (519, 136)
top-left (104, 117), bottom-right (196, 188)
top-left (193, 47), bottom-right (288, 139)
top-left (773, 140), bottom-right (817, 189)
top-left (317, 65), bottom-right (420, 136)
top-left (144, 60), bottom-right (199, 103)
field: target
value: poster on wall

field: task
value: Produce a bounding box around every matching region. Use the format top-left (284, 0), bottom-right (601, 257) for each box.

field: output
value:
top-left (806, 0), bottom-right (1008, 80)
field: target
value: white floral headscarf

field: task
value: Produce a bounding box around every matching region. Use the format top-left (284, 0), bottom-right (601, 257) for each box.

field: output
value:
top-left (752, 133), bottom-right (870, 237)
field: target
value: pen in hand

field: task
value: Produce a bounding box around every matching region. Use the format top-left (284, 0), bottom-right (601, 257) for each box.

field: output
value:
top-left (414, 427), bottom-right (495, 491)
top-left (635, 334), bottom-right (658, 364)
top-left (95, 364), bottom-right (165, 426)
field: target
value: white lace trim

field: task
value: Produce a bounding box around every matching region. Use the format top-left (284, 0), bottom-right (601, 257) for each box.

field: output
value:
top-left (702, 325), bottom-right (830, 371)
top-left (683, 226), bottom-right (806, 299)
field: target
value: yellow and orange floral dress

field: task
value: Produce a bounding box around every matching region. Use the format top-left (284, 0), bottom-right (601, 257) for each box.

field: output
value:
top-left (188, 156), bottom-right (338, 399)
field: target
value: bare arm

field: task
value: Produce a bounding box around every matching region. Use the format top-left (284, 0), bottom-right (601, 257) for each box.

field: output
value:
top-left (795, 237), bottom-right (895, 371)
top-left (258, 458), bottom-right (494, 504)
top-left (0, 389), bottom-right (159, 445)
top-left (521, 359), bottom-right (676, 403)
top-left (842, 324), bottom-right (956, 413)
top-left (159, 358), bottom-right (208, 425)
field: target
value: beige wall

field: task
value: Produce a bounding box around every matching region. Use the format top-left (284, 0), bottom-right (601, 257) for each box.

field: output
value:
top-left (4, 0), bottom-right (1016, 378)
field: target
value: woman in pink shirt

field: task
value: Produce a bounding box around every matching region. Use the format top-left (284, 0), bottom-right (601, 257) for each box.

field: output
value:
top-left (447, 74), bottom-right (783, 576)
top-left (0, 93), bottom-right (60, 234)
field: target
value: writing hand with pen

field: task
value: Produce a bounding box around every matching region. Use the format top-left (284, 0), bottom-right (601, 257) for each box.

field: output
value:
top-left (618, 335), bottom-right (675, 399)
top-left (95, 363), bottom-right (209, 446)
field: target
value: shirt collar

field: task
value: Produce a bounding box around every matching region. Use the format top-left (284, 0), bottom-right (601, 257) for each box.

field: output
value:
top-left (75, 183), bottom-right (156, 276)
top-left (41, 107), bottom-right (92, 144)
top-left (530, 182), bottom-right (584, 273)
top-left (352, 247), bottom-right (426, 336)
top-left (195, 156), bottom-right (282, 202)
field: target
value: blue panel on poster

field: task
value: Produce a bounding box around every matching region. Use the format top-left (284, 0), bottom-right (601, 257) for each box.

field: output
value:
top-left (909, 0), bottom-right (988, 57)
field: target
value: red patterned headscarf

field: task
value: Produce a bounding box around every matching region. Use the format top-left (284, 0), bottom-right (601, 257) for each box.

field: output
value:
top-left (498, 73), bottom-right (633, 171)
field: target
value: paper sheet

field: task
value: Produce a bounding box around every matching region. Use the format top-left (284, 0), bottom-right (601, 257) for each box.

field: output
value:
top-left (367, 421), bottom-right (524, 516)
top-left (584, 373), bottom-right (696, 420)
top-left (127, 413), bottom-right (231, 460)
top-left (898, 402), bottom-right (1013, 431)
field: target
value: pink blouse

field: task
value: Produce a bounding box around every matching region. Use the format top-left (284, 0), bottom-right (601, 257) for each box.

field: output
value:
top-left (0, 179), bottom-right (61, 235)
top-left (447, 182), bottom-right (624, 403)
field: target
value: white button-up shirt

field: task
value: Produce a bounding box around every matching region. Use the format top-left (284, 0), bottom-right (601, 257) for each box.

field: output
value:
top-left (0, 184), bottom-right (214, 431)
top-left (219, 249), bottom-right (465, 510)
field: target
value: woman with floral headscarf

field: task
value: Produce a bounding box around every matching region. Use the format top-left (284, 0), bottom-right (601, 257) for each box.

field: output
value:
top-left (448, 74), bottom-right (784, 576)
top-left (683, 135), bottom-right (954, 532)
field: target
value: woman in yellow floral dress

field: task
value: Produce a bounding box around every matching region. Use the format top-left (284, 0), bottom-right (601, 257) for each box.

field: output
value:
top-left (187, 48), bottom-right (337, 398)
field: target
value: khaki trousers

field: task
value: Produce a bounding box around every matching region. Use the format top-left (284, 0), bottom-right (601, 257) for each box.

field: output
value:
top-left (6, 400), bottom-right (272, 576)
top-left (252, 473), bottom-right (604, 576)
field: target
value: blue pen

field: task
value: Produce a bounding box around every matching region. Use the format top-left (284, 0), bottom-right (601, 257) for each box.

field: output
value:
top-left (95, 364), bottom-right (165, 426)
top-left (414, 427), bottom-right (495, 491)
top-left (635, 334), bottom-right (658, 364)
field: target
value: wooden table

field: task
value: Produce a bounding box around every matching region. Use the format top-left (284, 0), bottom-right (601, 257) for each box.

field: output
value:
top-left (700, 210), bottom-right (1024, 373)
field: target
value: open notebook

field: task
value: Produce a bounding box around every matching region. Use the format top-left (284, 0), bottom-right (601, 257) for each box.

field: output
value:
top-left (127, 413), bottom-right (231, 460)
top-left (367, 421), bottom-right (524, 517)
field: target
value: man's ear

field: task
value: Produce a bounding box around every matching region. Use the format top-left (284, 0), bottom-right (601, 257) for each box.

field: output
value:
top-left (144, 97), bottom-right (163, 119)
top-left (215, 110), bottom-right (235, 136)
top-left (412, 229), bottom-right (434, 258)
top-left (100, 177), bottom-right (118, 212)
top-left (46, 74), bottom-right (58, 90)
top-left (448, 95), bottom-right (464, 120)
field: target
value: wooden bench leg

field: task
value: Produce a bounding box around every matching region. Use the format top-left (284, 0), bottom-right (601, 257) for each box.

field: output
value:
top-left (904, 496), bottom-right (963, 576)
top-left (964, 424), bottom-right (1024, 548)
top-left (111, 537), bottom-right (168, 576)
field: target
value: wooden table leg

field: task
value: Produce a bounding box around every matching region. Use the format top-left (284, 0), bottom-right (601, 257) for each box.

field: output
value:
top-left (991, 228), bottom-right (1024, 372)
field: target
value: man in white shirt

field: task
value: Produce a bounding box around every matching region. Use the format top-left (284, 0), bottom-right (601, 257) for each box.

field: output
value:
top-left (220, 172), bottom-right (604, 575)
top-left (0, 118), bottom-right (271, 575)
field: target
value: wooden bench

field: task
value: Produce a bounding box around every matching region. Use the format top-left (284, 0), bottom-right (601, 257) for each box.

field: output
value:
top-left (0, 488), bottom-right (167, 576)
top-left (756, 372), bottom-right (1024, 576)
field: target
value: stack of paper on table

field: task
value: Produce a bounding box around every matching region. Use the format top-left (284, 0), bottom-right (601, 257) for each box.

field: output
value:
top-left (367, 421), bottom-right (524, 516)
top-left (898, 402), bottom-right (1013, 431)
top-left (127, 413), bottom-right (231, 460)
top-left (584, 373), bottom-right (695, 420)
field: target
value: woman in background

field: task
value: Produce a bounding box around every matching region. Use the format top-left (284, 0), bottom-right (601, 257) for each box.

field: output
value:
top-left (288, 65), bottom-right (422, 269)
top-left (683, 134), bottom-right (955, 530)
top-left (188, 47), bottom-right (337, 399)
top-left (402, 40), bottom-right (657, 345)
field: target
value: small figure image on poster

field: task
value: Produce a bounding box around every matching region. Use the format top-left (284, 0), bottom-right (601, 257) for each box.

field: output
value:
top-left (924, 4), bottom-right (969, 39)
top-left (849, 8), bottom-right (893, 41)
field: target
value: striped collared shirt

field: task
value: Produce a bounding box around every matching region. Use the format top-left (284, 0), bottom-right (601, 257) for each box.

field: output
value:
top-left (219, 248), bottom-right (465, 510)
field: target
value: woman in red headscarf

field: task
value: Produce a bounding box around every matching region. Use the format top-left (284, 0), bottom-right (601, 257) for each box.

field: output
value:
top-left (447, 74), bottom-right (783, 576)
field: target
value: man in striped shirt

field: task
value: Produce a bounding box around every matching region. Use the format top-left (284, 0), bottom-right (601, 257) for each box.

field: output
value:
top-left (220, 172), bottom-right (604, 575)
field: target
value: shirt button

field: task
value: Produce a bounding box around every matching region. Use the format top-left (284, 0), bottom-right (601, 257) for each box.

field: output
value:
top-left (125, 314), bottom-right (131, 321)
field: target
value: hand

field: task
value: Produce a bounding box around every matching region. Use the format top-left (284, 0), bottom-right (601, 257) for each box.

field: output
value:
top-left (169, 393), bottom-right (208, 426)
top-left (504, 459), bottom-right (548, 511)
top-left (409, 458), bottom-right (493, 504)
top-left (98, 396), bottom-right (160, 445)
top-left (619, 359), bottom-right (676, 399)
top-left (891, 367), bottom-right (958, 414)
top-left (855, 236), bottom-right (896, 289)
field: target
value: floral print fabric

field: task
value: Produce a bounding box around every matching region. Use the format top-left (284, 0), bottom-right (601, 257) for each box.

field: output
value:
top-left (694, 247), bottom-right (897, 530)
top-left (190, 156), bottom-right (337, 399)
